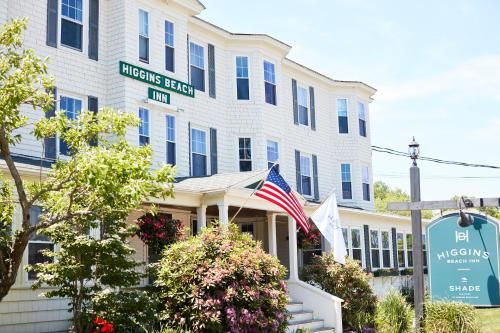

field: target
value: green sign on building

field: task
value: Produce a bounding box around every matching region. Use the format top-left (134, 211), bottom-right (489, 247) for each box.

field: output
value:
top-left (119, 61), bottom-right (195, 98)
top-left (427, 213), bottom-right (500, 306)
top-left (148, 87), bottom-right (170, 105)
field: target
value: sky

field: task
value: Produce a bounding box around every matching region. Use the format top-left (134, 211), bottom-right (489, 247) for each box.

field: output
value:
top-left (199, 0), bottom-right (500, 201)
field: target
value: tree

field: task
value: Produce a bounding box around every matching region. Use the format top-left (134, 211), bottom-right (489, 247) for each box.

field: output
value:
top-left (374, 181), bottom-right (433, 219)
top-left (0, 18), bottom-right (175, 311)
top-left (448, 195), bottom-right (500, 219)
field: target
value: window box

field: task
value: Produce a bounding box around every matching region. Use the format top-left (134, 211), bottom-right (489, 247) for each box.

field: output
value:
top-left (373, 268), bottom-right (399, 277)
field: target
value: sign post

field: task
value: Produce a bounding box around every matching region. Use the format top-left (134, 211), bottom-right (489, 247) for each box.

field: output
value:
top-left (427, 213), bottom-right (500, 306)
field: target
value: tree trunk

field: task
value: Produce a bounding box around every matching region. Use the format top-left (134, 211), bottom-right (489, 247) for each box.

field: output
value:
top-left (0, 232), bottom-right (29, 301)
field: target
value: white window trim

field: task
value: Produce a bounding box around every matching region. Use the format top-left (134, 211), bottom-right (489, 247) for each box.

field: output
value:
top-left (336, 97), bottom-right (349, 135)
top-left (263, 60), bottom-right (277, 106)
top-left (235, 55), bottom-right (251, 101)
top-left (58, 93), bottom-right (84, 156)
top-left (344, 226), bottom-right (365, 268)
top-left (369, 229), bottom-right (381, 269)
top-left (237, 137), bottom-right (253, 172)
top-left (297, 84), bottom-right (309, 127)
top-left (340, 162), bottom-right (353, 201)
top-left (380, 229), bottom-right (392, 269)
top-left (191, 126), bottom-right (209, 175)
top-left (239, 222), bottom-right (256, 239)
top-left (396, 231), bottom-right (406, 269)
top-left (362, 165), bottom-right (370, 201)
top-left (266, 139), bottom-right (280, 168)
top-left (138, 107), bottom-right (150, 145)
top-left (405, 232), bottom-right (414, 268)
top-left (189, 39), bottom-right (207, 94)
top-left (166, 114), bottom-right (176, 163)
top-left (58, 0), bottom-right (87, 53)
top-left (164, 19), bottom-right (175, 74)
top-left (358, 101), bottom-right (368, 138)
top-left (138, 8), bottom-right (150, 63)
top-left (299, 152), bottom-right (313, 198)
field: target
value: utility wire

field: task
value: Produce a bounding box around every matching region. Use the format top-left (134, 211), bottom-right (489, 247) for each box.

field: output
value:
top-left (372, 145), bottom-right (500, 170)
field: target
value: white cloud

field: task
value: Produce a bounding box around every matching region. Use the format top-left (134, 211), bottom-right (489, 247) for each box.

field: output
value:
top-left (467, 117), bottom-right (500, 140)
top-left (377, 54), bottom-right (500, 102)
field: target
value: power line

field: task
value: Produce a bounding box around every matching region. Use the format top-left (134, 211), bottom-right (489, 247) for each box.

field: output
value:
top-left (372, 145), bottom-right (500, 170)
top-left (374, 174), bottom-right (500, 179)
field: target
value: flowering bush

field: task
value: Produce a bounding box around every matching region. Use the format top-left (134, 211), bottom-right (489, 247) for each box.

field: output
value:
top-left (136, 213), bottom-right (184, 250)
top-left (302, 254), bottom-right (377, 332)
top-left (157, 224), bottom-right (288, 332)
top-left (297, 223), bottom-right (321, 249)
top-left (92, 317), bottom-right (114, 333)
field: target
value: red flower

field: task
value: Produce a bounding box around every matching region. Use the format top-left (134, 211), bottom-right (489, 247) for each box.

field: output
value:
top-left (94, 317), bottom-right (105, 325)
top-left (101, 323), bottom-right (114, 333)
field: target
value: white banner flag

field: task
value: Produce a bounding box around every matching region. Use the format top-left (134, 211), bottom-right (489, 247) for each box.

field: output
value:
top-left (311, 193), bottom-right (347, 264)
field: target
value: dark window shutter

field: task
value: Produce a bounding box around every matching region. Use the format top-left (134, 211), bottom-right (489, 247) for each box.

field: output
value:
top-left (88, 0), bottom-right (99, 60)
top-left (309, 86), bottom-right (316, 130)
top-left (188, 122), bottom-right (191, 176)
top-left (312, 154), bottom-right (319, 201)
top-left (44, 87), bottom-right (57, 159)
top-left (186, 35), bottom-right (190, 83)
top-left (210, 127), bottom-right (218, 175)
top-left (295, 150), bottom-right (301, 193)
top-left (88, 96), bottom-right (98, 146)
top-left (363, 225), bottom-right (372, 271)
top-left (208, 44), bottom-right (216, 98)
top-left (46, 0), bottom-right (58, 47)
top-left (391, 227), bottom-right (399, 270)
top-left (292, 79), bottom-right (298, 125)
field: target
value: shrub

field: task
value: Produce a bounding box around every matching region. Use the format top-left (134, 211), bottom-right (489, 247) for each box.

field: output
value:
top-left (375, 290), bottom-right (413, 333)
top-left (301, 254), bottom-right (377, 331)
top-left (90, 289), bottom-right (161, 332)
top-left (399, 278), bottom-right (415, 306)
top-left (424, 301), bottom-right (480, 333)
top-left (156, 224), bottom-right (288, 333)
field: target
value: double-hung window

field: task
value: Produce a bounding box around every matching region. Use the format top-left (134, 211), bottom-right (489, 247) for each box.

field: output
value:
top-left (264, 61), bottom-right (276, 105)
top-left (240, 223), bottom-right (254, 238)
top-left (236, 56), bottom-right (250, 100)
top-left (397, 232), bottom-right (405, 268)
top-left (60, 96), bottom-right (82, 155)
top-left (191, 128), bottom-right (207, 176)
top-left (370, 230), bottom-right (380, 269)
top-left (190, 42), bottom-right (205, 92)
top-left (300, 155), bottom-right (312, 196)
top-left (138, 9), bottom-right (149, 63)
top-left (341, 163), bottom-right (352, 199)
top-left (28, 206), bottom-right (54, 280)
top-left (342, 227), bottom-right (349, 256)
top-left (337, 98), bottom-right (349, 134)
top-left (266, 140), bottom-right (279, 170)
top-left (381, 231), bottom-right (391, 268)
top-left (362, 166), bottom-right (370, 201)
top-left (166, 115), bottom-right (175, 165)
top-left (358, 102), bottom-right (367, 137)
top-left (351, 228), bottom-right (363, 262)
top-left (406, 234), bottom-right (413, 267)
top-left (298, 86), bottom-right (309, 125)
top-left (61, 0), bottom-right (83, 50)
top-left (138, 108), bottom-right (150, 146)
top-left (238, 138), bottom-right (252, 172)
top-left (164, 20), bottom-right (175, 72)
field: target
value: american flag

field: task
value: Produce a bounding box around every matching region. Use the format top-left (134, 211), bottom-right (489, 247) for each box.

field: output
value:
top-left (256, 166), bottom-right (310, 233)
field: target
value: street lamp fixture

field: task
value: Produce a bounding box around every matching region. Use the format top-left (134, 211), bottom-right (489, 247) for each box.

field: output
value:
top-left (408, 136), bottom-right (420, 166)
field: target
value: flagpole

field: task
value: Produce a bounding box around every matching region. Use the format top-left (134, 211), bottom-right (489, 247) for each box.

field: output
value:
top-left (228, 162), bottom-right (278, 224)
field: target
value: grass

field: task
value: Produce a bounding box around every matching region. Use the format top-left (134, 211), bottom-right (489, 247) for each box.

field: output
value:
top-left (476, 307), bottom-right (500, 333)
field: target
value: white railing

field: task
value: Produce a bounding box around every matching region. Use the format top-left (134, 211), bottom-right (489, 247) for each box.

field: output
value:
top-left (287, 279), bottom-right (343, 331)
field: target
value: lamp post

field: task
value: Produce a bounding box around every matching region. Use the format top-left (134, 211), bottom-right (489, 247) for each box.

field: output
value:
top-left (409, 137), bottom-right (425, 332)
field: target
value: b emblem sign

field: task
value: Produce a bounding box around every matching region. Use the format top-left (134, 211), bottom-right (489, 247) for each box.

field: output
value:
top-left (427, 213), bottom-right (500, 306)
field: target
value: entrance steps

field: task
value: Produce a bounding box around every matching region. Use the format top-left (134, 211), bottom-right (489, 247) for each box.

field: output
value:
top-left (286, 300), bottom-right (335, 333)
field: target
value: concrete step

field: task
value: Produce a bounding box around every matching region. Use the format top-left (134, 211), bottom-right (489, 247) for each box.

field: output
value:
top-left (286, 318), bottom-right (325, 332)
top-left (312, 327), bottom-right (335, 333)
top-left (289, 310), bottom-right (314, 322)
top-left (286, 301), bottom-right (303, 312)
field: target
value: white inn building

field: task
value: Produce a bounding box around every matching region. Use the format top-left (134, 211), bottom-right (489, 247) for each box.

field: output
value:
top-left (0, 1), bottom-right (424, 332)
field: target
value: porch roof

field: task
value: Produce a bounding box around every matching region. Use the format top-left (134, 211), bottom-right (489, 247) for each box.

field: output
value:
top-left (174, 170), bottom-right (268, 194)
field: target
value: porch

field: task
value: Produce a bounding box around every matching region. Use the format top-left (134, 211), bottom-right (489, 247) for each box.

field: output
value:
top-left (143, 170), bottom-right (343, 332)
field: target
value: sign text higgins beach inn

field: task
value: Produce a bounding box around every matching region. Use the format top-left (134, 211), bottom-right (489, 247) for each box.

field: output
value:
top-left (436, 230), bottom-right (490, 264)
top-left (119, 61), bottom-right (195, 98)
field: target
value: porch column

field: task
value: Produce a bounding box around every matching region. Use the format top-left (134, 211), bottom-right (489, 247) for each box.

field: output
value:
top-left (288, 216), bottom-right (299, 281)
top-left (217, 201), bottom-right (229, 228)
top-left (196, 204), bottom-right (207, 232)
top-left (267, 213), bottom-right (277, 256)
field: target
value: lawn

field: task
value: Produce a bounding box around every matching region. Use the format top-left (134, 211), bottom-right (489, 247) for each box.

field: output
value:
top-left (476, 307), bottom-right (500, 333)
